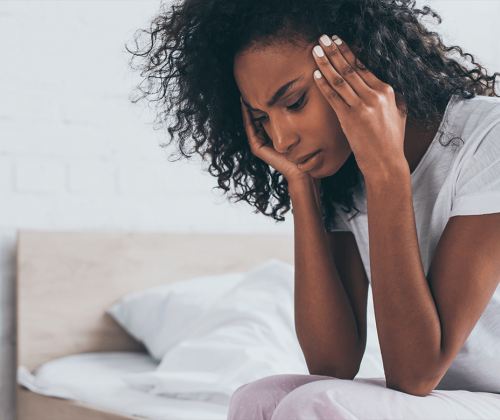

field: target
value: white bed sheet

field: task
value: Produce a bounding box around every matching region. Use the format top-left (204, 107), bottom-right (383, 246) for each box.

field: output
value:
top-left (17, 352), bottom-right (229, 420)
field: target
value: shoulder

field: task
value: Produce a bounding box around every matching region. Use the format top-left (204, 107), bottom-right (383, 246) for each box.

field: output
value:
top-left (447, 96), bottom-right (500, 217)
top-left (441, 95), bottom-right (500, 160)
top-left (452, 95), bottom-right (500, 132)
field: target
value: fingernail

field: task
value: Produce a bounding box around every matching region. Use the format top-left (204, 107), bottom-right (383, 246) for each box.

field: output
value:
top-left (314, 70), bottom-right (322, 79)
top-left (332, 35), bottom-right (342, 45)
top-left (320, 35), bottom-right (331, 46)
top-left (313, 45), bottom-right (324, 57)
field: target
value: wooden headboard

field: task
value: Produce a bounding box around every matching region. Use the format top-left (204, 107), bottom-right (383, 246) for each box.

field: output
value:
top-left (16, 230), bottom-right (294, 372)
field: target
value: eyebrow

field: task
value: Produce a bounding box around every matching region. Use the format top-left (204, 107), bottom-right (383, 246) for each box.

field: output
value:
top-left (242, 75), bottom-right (304, 112)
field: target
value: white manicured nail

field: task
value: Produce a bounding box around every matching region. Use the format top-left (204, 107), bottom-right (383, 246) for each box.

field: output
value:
top-left (314, 70), bottom-right (322, 79)
top-left (320, 35), bottom-right (331, 46)
top-left (313, 45), bottom-right (324, 57)
top-left (333, 37), bottom-right (342, 45)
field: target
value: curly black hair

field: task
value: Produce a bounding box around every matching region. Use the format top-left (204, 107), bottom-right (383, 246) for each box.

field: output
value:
top-left (128, 0), bottom-right (500, 231)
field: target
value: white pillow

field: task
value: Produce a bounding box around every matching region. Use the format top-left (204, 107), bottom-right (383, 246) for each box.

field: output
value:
top-left (122, 259), bottom-right (309, 404)
top-left (108, 270), bottom-right (246, 361)
top-left (111, 258), bottom-right (384, 405)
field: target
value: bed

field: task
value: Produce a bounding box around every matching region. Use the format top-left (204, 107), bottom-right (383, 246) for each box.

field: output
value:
top-left (16, 230), bottom-right (294, 420)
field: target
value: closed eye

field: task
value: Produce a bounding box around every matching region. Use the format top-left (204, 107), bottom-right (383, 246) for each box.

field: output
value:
top-left (251, 92), bottom-right (307, 122)
top-left (286, 92), bottom-right (306, 110)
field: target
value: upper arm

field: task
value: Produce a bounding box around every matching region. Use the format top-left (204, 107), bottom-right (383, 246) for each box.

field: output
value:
top-left (426, 213), bottom-right (500, 384)
top-left (327, 231), bottom-right (370, 359)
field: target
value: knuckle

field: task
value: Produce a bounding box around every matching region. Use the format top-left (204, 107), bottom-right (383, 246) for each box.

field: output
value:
top-left (382, 83), bottom-right (394, 94)
top-left (366, 90), bottom-right (379, 102)
top-left (358, 107), bottom-right (373, 119)
top-left (357, 63), bottom-right (370, 72)
top-left (354, 58), bottom-right (370, 72)
top-left (333, 77), bottom-right (346, 87)
top-left (327, 90), bottom-right (339, 101)
top-left (327, 46), bottom-right (341, 56)
top-left (374, 92), bottom-right (390, 105)
top-left (339, 44), bottom-right (350, 54)
top-left (341, 65), bottom-right (355, 77)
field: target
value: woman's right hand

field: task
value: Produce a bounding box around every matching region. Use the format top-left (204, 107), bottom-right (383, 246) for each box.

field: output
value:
top-left (241, 97), bottom-right (312, 185)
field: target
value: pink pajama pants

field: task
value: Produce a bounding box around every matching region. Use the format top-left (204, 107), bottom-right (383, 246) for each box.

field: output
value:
top-left (227, 374), bottom-right (500, 420)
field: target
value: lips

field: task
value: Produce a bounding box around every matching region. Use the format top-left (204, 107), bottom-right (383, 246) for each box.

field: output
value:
top-left (293, 151), bottom-right (321, 165)
top-left (296, 150), bottom-right (323, 172)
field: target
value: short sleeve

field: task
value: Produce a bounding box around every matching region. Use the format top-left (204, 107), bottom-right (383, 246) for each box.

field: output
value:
top-left (450, 121), bottom-right (500, 217)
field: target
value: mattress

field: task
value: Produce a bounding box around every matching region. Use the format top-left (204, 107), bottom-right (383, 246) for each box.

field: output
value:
top-left (17, 352), bottom-right (229, 420)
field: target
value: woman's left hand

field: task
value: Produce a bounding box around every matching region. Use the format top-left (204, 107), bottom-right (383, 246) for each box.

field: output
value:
top-left (312, 35), bottom-right (408, 178)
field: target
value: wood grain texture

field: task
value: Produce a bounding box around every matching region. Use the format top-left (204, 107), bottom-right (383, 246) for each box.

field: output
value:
top-left (17, 385), bottom-right (140, 420)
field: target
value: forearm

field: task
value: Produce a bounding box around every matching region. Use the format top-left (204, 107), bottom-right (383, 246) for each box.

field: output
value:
top-left (289, 177), bottom-right (364, 379)
top-left (364, 164), bottom-right (442, 394)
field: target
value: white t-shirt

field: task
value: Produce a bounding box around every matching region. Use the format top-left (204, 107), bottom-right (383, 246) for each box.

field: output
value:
top-left (331, 94), bottom-right (500, 393)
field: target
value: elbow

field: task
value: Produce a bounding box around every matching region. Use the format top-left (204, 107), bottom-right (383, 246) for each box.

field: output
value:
top-left (302, 341), bottom-right (365, 380)
top-left (385, 375), bottom-right (438, 397)
top-left (386, 382), bottom-right (433, 397)
top-left (309, 368), bottom-right (358, 381)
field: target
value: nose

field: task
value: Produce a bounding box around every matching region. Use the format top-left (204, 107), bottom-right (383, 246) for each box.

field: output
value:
top-left (268, 117), bottom-right (299, 155)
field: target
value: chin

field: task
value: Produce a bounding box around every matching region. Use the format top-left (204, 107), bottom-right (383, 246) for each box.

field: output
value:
top-left (309, 158), bottom-right (345, 179)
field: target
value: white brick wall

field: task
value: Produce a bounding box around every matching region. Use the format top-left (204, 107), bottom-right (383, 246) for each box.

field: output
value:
top-left (0, 2), bottom-right (296, 417)
top-left (15, 158), bottom-right (67, 194)
top-left (68, 160), bottom-right (116, 193)
top-left (0, 158), bottom-right (13, 193)
top-left (0, 1), bottom-right (499, 419)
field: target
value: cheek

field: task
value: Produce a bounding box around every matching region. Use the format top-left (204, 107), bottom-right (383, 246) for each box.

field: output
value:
top-left (307, 90), bottom-right (342, 133)
top-left (306, 93), bottom-right (352, 177)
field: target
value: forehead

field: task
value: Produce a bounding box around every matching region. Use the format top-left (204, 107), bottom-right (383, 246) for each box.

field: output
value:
top-left (233, 42), bottom-right (316, 108)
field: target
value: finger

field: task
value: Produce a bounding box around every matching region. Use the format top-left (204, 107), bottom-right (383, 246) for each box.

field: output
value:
top-left (240, 97), bottom-right (269, 151)
top-left (312, 44), bottom-right (360, 108)
top-left (312, 69), bottom-right (350, 116)
top-left (321, 35), bottom-right (383, 91)
top-left (240, 98), bottom-right (289, 169)
top-left (317, 35), bottom-right (369, 100)
top-left (241, 98), bottom-right (263, 144)
top-left (240, 97), bottom-right (258, 138)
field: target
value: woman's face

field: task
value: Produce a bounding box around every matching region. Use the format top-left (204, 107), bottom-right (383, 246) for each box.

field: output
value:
top-left (233, 40), bottom-right (353, 178)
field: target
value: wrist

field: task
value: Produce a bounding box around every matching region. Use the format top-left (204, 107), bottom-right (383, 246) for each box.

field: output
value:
top-left (288, 176), bottom-right (318, 195)
top-left (288, 176), bottom-right (322, 211)
top-left (362, 159), bottom-right (410, 187)
top-left (363, 162), bottom-right (412, 200)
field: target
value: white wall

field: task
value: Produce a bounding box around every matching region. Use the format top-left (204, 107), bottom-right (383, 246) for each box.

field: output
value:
top-left (0, 1), bottom-right (498, 418)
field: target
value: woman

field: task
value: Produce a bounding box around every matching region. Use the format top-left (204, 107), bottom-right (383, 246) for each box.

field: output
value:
top-left (129, 0), bottom-right (500, 418)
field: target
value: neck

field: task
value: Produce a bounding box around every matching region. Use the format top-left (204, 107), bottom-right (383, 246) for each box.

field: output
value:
top-left (403, 114), bottom-right (442, 175)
